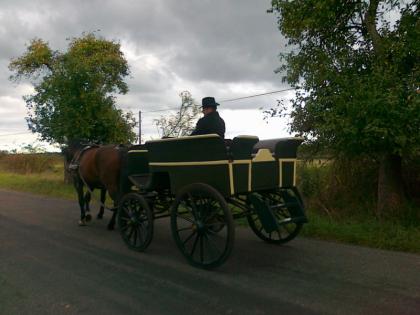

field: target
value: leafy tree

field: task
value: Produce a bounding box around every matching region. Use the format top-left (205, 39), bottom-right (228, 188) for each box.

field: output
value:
top-left (9, 33), bottom-right (136, 145)
top-left (269, 0), bottom-right (419, 216)
top-left (154, 91), bottom-right (201, 137)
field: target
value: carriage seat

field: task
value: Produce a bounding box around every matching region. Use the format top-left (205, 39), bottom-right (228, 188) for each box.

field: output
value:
top-left (145, 134), bottom-right (227, 192)
top-left (253, 137), bottom-right (304, 159)
top-left (229, 136), bottom-right (259, 160)
top-left (124, 147), bottom-right (150, 191)
top-left (146, 134), bottom-right (228, 163)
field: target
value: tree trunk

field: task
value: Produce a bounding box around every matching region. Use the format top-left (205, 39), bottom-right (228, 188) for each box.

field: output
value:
top-left (377, 154), bottom-right (406, 218)
top-left (63, 155), bottom-right (72, 184)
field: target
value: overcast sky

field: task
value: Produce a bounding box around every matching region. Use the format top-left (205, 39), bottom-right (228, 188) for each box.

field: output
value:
top-left (0, 0), bottom-right (295, 151)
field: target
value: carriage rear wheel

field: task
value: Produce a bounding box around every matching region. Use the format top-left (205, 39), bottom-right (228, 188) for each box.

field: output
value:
top-left (118, 193), bottom-right (154, 252)
top-left (171, 183), bottom-right (234, 269)
top-left (247, 191), bottom-right (302, 244)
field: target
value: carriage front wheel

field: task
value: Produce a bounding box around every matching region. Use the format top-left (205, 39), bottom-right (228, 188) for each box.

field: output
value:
top-left (117, 193), bottom-right (154, 252)
top-left (247, 190), bottom-right (303, 244)
top-left (171, 183), bottom-right (234, 269)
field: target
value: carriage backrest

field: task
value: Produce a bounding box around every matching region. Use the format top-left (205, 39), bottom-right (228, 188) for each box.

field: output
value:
top-left (230, 136), bottom-right (259, 160)
top-left (253, 137), bottom-right (303, 159)
top-left (145, 134), bottom-right (229, 194)
top-left (126, 144), bottom-right (149, 175)
top-left (146, 134), bottom-right (227, 163)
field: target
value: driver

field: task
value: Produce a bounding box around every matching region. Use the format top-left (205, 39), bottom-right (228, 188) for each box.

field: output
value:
top-left (190, 97), bottom-right (225, 138)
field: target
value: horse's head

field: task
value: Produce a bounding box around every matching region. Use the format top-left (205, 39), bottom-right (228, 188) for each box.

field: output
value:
top-left (62, 140), bottom-right (84, 165)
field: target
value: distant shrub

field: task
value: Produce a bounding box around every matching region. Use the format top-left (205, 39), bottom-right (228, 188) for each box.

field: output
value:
top-left (0, 153), bottom-right (62, 174)
top-left (298, 158), bottom-right (378, 219)
top-left (0, 151), bottom-right (8, 160)
top-left (298, 157), bottom-right (419, 222)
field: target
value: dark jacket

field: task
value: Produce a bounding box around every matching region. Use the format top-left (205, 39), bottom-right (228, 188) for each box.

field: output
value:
top-left (190, 111), bottom-right (225, 138)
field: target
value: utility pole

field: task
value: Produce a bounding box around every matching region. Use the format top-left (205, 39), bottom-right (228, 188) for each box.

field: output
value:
top-left (138, 110), bottom-right (142, 144)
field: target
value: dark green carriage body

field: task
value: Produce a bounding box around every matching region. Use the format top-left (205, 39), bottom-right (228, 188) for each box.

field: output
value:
top-left (122, 134), bottom-right (303, 196)
top-left (118, 134), bottom-right (307, 269)
top-left (146, 135), bottom-right (231, 195)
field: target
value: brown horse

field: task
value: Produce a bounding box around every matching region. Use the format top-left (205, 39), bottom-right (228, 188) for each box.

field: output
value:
top-left (64, 142), bottom-right (125, 230)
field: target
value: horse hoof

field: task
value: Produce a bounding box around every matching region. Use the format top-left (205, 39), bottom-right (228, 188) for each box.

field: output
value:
top-left (85, 213), bottom-right (92, 222)
top-left (97, 214), bottom-right (103, 220)
top-left (78, 219), bottom-right (87, 226)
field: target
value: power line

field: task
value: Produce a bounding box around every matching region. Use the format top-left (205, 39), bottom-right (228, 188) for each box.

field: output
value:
top-left (0, 88), bottom-right (297, 137)
top-left (220, 87), bottom-right (295, 102)
top-left (142, 87), bottom-right (296, 114)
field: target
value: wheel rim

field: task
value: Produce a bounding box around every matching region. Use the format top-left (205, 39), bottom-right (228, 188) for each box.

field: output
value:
top-left (118, 193), bottom-right (153, 251)
top-left (247, 192), bottom-right (302, 244)
top-left (171, 184), bottom-right (234, 269)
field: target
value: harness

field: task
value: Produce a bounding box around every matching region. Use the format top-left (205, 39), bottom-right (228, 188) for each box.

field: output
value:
top-left (68, 145), bottom-right (98, 171)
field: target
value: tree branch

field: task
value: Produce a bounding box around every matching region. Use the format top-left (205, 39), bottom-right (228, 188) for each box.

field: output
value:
top-left (364, 0), bottom-right (384, 55)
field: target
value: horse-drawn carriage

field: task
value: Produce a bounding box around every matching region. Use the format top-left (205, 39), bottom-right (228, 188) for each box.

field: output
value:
top-left (116, 134), bottom-right (307, 269)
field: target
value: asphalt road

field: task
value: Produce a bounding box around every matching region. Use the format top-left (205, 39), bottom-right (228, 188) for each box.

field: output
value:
top-left (0, 189), bottom-right (419, 315)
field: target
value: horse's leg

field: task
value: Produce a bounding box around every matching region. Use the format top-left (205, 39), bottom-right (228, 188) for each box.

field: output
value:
top-left (76, 180), bottom-right (87, 226)
top-left (84, 191), bottom-right (92, 222)
top-left (97, 189), bottom-right (106, 219)
top-left (107, 206), bottom-right (117, 231)
top-left (107, 189), bottom-right (119, 230)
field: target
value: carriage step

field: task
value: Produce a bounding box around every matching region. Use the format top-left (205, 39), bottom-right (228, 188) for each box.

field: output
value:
top-left (278, 216), bottom-right (308, 225)
top-left (270, 201), bottom-right (307, 224)
top-left (248, 193), bottom-right (279, 233)
top-left (270, 201), bottom-right (301, 210)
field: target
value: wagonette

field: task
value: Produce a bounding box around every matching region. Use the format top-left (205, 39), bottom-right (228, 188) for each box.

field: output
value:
top-left (117, 134), bottom-right (307, 269)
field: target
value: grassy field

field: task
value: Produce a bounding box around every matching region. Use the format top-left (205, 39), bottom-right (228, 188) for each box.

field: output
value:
top-left (0, 153), bottom-right (74, 199)
top-left (0, 152), bottom-right (419, 254)
top-left (301, 212), bottom-right (420, 253)
top-left (0, 172), bottom-right (75, 199)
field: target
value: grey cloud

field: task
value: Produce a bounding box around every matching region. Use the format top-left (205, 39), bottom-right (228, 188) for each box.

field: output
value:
top-left (0, 0), bottom-right (291, 148)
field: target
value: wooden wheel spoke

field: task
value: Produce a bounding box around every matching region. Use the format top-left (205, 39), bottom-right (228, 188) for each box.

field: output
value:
top-left (132, 228), bottom-right (138, 246)
top-left (280, 223), bottom-right (294, 234)
top-left (247, 191), bottom-right (303, 245)
top-left (119, 216), bottom-right (130, 222)
top-left (205, 230), bottom-right (226, 242)
top-left (127, 225), bottom-right (135, 239)
top-left (177, 226), bottom-right (193, 232)
top-left (177, 214), bottom-right (195, 224)
top-left (204, 211), bottom-right (222, 224)
top-left (206, 226), bottom-right (224, 236)
top-left (120, 224), bottom-right (130, 232)
top-left (190, 233), bottom-right (200, 256)
top-left (276, 209), bottom-right (289, 219)
top-left (199, 235), bottom-right (204, 263)
top-left (171, 184), bottom-right (233, 269)
top-left (204, 233), bottom-right (221, 257)
top-left (136, 225), bottom-right (144, 244)
top-left (187, 192), bottom-right (199, 219)
top-left (121, 208), bottom-right (131, 218)
top-left (182, 230), bottom-right (197, 246)
top-left (205, 221), bottom-right (225, 227)
top-left (118, 193), bottom-right (153, 252)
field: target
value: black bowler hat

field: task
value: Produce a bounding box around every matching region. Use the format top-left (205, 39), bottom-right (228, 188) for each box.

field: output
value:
top-left (202, 96), bottom-right (219, 108)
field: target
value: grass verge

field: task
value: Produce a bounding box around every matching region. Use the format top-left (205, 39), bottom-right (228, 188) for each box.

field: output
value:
top-left (301, 211), bottom-right (420, 254)
top-left (1, 170), bottom-right (419, 254)
top-left (0, 171), bottom-right (75, 199)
